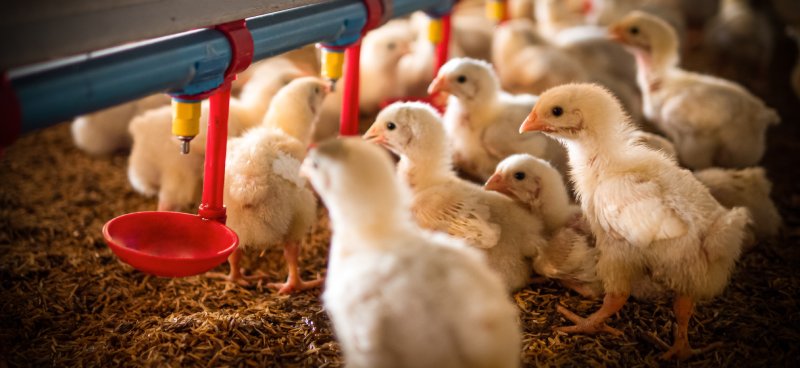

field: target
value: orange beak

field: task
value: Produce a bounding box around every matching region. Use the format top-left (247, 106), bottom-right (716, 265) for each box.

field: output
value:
top-left (519, 109), bottom-right (548, 133)
top-left (607, 24), bottom-right (625, 43)
top-left (362, 125), bottom-right (387, 146)
top-left (427, 75), bottom-right (449, 95)
top-left (484, 173), bottom-right (513, 197)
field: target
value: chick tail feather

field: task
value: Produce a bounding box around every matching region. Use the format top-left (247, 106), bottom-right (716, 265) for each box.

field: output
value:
top-left (702, 207), bottom-right (750, 265)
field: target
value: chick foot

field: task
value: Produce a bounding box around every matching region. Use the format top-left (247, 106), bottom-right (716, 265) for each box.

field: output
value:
top-left (554, 292), bottom-right (628, 336)
top-left (660, 338), bottom-right (722, 361)
top-left (268, 275), bottom-right (324, 294)
top-left (658, 294), bottom-right (722, 360)
top-left (207, 248), bottom-right (258, 287)
top-left (555, 305), bottom-right (623, 336)
top-left (267, 241), bottom-right (324, 294)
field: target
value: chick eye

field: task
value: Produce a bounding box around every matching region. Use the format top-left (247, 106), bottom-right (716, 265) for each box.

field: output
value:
top-left (552, 106), bottom-right (563, 117)
top-left (387, 122), bottom-right (396, 130)
top-left (513, 172), bottom-right (526, 181)
top-left (456, 75), bottom-right (467, 83)
top-left (629, 26), bottom-right (639, 35)
top-left (388, 42), bottom-right (396, 50)
top-left (314, 86), bottom-right (320, 94)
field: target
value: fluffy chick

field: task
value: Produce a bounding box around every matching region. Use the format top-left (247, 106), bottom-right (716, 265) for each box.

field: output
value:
top-left (215, 77), bottom-right (329, 293)
top-left (520, 83), bottom-right (749, 360)
top-left (364, 102), bottom-right (547, 292)
top-left (127, 57), bottom-right (306, 211)
top-left (610, 11), bottom-right (780, 169)
top-left (359, 21), bottom-right (414, 115)
top-left (71, 93), bottom-right (170, 156)
top-left (492, 19), bottom-right (589, 95)
top-left (429, 57), bottom-right (568, 182)
top-left (485, 154), bottom-right (602, 298)
top-left (302, 138), bottom-right (521, 368)
top-left (485, 154), bottom-right (578, 233)
top-left (694, 166), bottom-right (782, 247)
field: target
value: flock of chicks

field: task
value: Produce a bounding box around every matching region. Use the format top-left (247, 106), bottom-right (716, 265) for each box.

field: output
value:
top-left (67, 0), bottom-right (796, 365)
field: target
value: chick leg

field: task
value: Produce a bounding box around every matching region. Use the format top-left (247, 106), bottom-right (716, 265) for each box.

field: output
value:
top-left (207, 248), bottom-right (252, 286)
top-left (554, 292), bottom-right (628, 336)
top-left (660, 295), bottom-right (723, 360)
top-left (267, 241), bottom-right (324, 294)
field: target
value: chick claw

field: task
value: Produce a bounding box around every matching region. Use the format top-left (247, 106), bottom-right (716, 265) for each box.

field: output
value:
top-left (660, 339), bottom-right (723, 361)
top-left (555, 305), bottom-right (623, 336)
top-left (206, 270), bottom-right (267, 286)
top-left (267, 276), bottom-right (324, 295)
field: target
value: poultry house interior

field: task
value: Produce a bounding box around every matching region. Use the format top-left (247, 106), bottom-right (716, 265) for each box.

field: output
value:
top-left (1, 0), bottom-right (799, 366)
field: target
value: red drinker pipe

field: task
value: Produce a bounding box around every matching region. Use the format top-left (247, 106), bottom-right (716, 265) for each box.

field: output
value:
top-left (434, 13), bottom-right (451, 74)
top-left (340, 41), bottom-right (362, 136)
top-left (198, 82), bottom-right (232, 223)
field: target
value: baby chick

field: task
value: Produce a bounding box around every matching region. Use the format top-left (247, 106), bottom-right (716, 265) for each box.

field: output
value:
top-left (485, 154), bottom-right (602, 298)
top-left (364, 102), bottom-right (547, 292)
top-left (520, 83), bottom-right (749, 360)
top-left (610, 11), bottom-right (780, 169)
top-left (127, 57), bottom-right (306, 211)
top-left (71, 93), bottom-right (170, 156)
top-left (694, 166), bottom-right (782, 248)
top-left (492, 19), bottom-right (590, 95)
top-left (429, 57), bottom-right (568, 182)
top-left (485, 154), bottom-right (578, 234)
top-left (215, 77), bottom-right (329, 293)
top-left (302, 138), bottom-right (521, 368)
top-left (359, 21), bottom-right (414, 115)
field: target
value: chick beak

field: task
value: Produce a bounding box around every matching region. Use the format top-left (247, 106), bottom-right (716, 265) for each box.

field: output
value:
top-left (428, 75), bottom-right (449, 95)
top-left (484, 173), bottom-right (513, 197)
top-left (363, 126), bottom-right (387, 146)
top-left (321, 82), bottom-right (332, 95)
top-left (607, 25), bottom-right (625, 43)
top-left (519, 110), bottom-right (548, 133)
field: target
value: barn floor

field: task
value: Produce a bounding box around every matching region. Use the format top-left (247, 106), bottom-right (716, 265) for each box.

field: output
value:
top-left (3, 29), bottom-right (800, 368)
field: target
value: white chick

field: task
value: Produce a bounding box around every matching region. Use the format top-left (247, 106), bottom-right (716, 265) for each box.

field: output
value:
top-left (694, 166), bottom-right (782, 247)
top-left (429, 57), bottom-right (568, 182)
top-left (359, 21), bottom-right (414, 115)
top-left (364, 102), bottom-right (548, 292)
top-left (71, 93), bottom-right (170, 156)
top-left (485, 154), bottom-right (602, 298)
top-left (485, 154), bottom-right (578, 233)
top-left (216, 76), bottom-right (329, 293)
top-left (703, 0), bottom-right (773, 88)
top-left (520, 83), bottom-right (749, 360)
top-left (302, 138), bottom-right (521, 368)
top-left (492, 19), bottom-right (590, 95)
top-left (127, 57), bottom-right (306, 211)
top-left (610, 11), bottom-right (780, 169)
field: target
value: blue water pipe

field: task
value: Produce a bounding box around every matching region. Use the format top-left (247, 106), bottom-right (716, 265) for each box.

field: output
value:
top-left (2, 0), bottom-right (446, 143)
